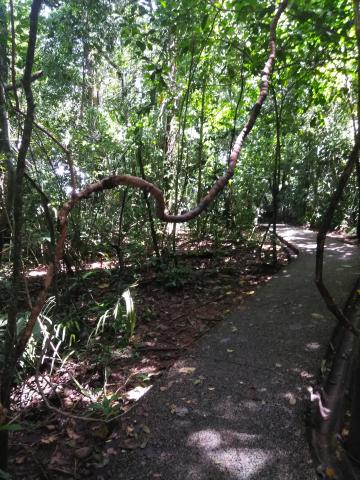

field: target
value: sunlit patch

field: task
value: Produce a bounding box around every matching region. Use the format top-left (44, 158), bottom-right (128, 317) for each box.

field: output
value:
top-left (211, 448), bottom-right (272, 477)
top-left (188, 430), bottom-right (222, 449)
top-left (125, 385), bottom-right (152, 401)
top-left (187, 429), bottom-right (271, 478)
top-left (28, 268), bottom-right (47, 277)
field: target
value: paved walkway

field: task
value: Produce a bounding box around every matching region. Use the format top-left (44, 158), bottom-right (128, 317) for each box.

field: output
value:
top-left (98, 227), bottom-right (360, 480)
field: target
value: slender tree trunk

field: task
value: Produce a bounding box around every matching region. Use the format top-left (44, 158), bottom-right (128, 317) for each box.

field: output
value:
top-left (271, 88), bottom-right (281, 264)
top-left (171, 44), bottom-right (196, 256)
top-left (136, 138), bottom-right (161, 261)
top-left (348, 0), bottom-right (360, 461)
top-left (0, 1), bottom-right (15, 267)
top-left (195, 79), bottom-right (207, 236)
top-left (355, 0), bottom-right (360, 240)
top-left (113, 187), bottom-right (128, 268)
top-left (0, 0), bottom-right (42, 471)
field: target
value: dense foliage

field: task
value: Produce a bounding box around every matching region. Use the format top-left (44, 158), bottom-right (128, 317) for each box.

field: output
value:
top-left (0, 0), bottom-right (360, 474)
top-left (1, 0), bottom-right (358, 270)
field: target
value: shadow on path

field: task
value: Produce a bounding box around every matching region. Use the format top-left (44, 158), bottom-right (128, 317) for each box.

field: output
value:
top-left (97, 227), bottom-right (360, 480)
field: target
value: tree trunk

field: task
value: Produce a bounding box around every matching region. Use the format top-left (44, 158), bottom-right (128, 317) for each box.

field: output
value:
top-left (347, 0), bottom-right (360, 460)
top-left (0, 0), bottom-right (42, 471)
top-left (0, 1), bottom-right (15, 267)
top-left (271, 88), bottom-right (281, 264)
top-left (137, 137), bottom-right (161, 261)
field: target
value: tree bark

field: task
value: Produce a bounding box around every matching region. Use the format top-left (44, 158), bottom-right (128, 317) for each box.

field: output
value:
top-left (136, 136), bottom-right (161, 261)
top-left (347, 0), bottom-right (360, 461)
top-left (196, 78), bottom-right (207, 235)
top-left (0, 0), bottom-right (42, 471)
top-left (0, 0), bottom-right (15, 267)
top-left (315, 137), bottom-right (360, 336)
top-left (271, 87), bottom-right (282, 264)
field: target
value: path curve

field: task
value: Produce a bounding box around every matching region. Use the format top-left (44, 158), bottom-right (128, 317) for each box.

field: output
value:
top-left (97, 226), bottom-right (360, 480)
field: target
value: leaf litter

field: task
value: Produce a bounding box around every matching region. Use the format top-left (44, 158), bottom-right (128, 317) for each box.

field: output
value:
top-left (5, 235), bottom-right (289, 479)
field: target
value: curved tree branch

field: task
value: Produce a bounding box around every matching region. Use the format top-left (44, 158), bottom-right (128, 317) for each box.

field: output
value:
top-left (315, 137), bottom-right (360, 336)
top-left (16, 0), bottom-right (289, 358)
top-left (4, 70), bottom-right (43, 92)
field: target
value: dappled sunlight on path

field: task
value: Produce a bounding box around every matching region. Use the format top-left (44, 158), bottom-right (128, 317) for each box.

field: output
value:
top-left (98, 227), bottom-right (360, 480)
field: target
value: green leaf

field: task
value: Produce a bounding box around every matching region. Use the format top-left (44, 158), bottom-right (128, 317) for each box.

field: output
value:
top-left (0, 423), bottom-right (22, 432)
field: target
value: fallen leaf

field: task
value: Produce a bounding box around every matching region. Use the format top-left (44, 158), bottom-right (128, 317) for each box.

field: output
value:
top-left (66, 427), bottom-right (80, 440)
top-left (324, 466), bottom-right (336, 479)
top-left (126, 385), bottom-right (152, 401)
top-left (170, 405), bottom-right (189, 417)
top-left (126, 425), bottom-right (134, 437)
top-left (142, 425), bottom-right (151, 434)
top-left (193, 376), bottom-right (205, 385)
top-left (123, 438), bottom-right (140, 449)
top-left (50, 450), bottom-right (65, 466)
top-left (106, 447), bottom-right (117, 455)
top-left (178, 367), bottom-right (196, 375)
top-left (74, 447), bottom-right (92, 459)
top-left (140, 438), bottom-right (149, 448)
top-left (285, 393), bottom-right (296, 405)
top-left (41, 434), bottom-right (57, 444)
top-left (92, 424), bottom-right (110, 439)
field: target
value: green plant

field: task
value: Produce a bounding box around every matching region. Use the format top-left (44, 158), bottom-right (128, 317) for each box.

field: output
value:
top-left (88, 288), bottom-right (137, 345)
top-left (159, 264), bottom-right (194, 289)
top-left (88, 393), bottom-right (122, 419)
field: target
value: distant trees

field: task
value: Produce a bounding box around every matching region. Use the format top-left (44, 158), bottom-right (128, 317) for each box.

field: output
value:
top-left (0, 0), bottom-right (360, 472)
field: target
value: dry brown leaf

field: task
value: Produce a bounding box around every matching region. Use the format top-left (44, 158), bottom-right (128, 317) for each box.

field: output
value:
top-left (66, 427), bottom-right (80, 440)
top-left (126, 425), bottom-right (134, 437)
top-left (41, 434), bottom-right (58, 444)
top-left (324, 466), bottom-right (336, 479)
top-left (177, 367), bottom-right (196, 375)
top-left (106, 447), bottom-right (117, 455)
top-left (74, 447), bottom-right (92, 459)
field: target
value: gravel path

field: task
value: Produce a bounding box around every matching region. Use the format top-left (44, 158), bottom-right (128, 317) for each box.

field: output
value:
top-left (97, 227), bottom-right (360, 480)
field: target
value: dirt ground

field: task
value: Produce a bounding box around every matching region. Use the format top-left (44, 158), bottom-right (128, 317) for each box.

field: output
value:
top-left (2, 235), bottom-right (290, 479)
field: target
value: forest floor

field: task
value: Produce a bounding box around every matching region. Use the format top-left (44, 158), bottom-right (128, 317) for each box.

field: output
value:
top-left (2, 229), bottom-right (290, 480)
top-left (73, 226), bottom-right (359, 480)
top-left (3, 227), bottom-right (359, 480)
